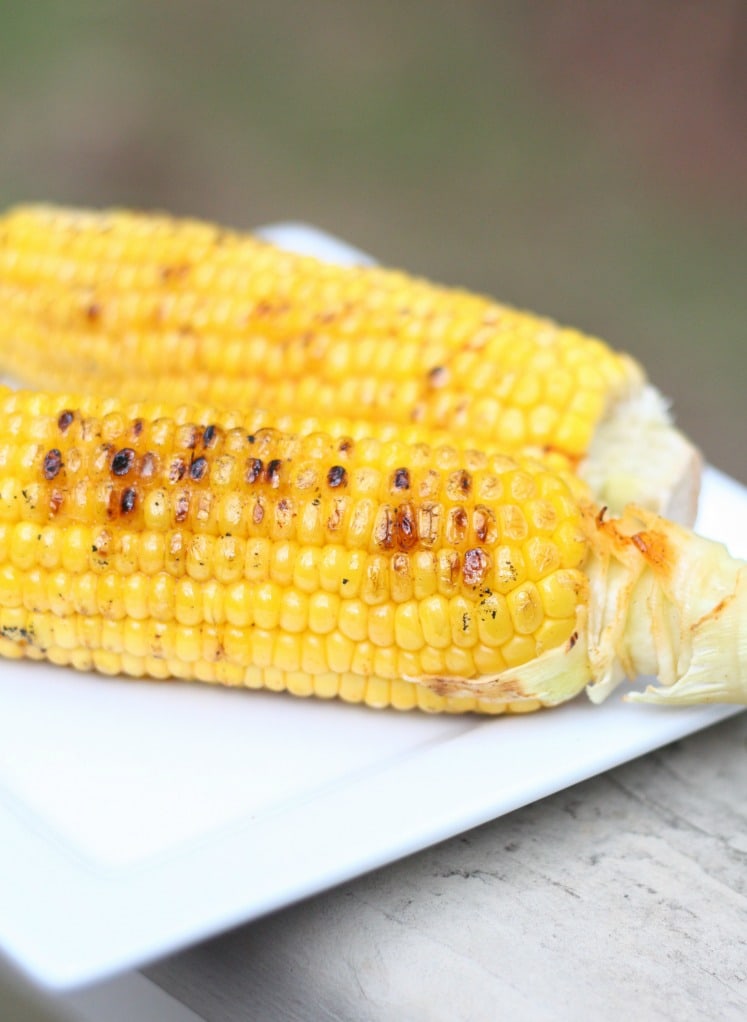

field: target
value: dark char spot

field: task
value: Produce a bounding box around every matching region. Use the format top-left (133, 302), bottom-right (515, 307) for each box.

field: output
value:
top-left (43, 449), bottom-right (63, 480)
top-left (112, 448), bottom-right (136, 477)
top-left (327, 465), bottom-right (347, 489)
top-left (246, 458), bottom-right (263, 483)
top-left (57, 410), bottom-right (74, 433)
top-left (392, 467), bottom-right (411, 491)
top-left (190, 456), bottom-right (208, 481)
top-left (120, 488), bottom-right (137, 514)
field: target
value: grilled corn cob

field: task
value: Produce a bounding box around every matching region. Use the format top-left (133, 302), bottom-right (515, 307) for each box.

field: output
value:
top-left (0, 385), bottom-right (743, 709)
top-left (0, 204), bottom-right (700, 524)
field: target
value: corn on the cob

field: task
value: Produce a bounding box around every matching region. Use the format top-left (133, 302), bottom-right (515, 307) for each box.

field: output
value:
top-left (0, 204), bottom-right (700, 524)
top-left (0, 385), bottom-right (743, 709)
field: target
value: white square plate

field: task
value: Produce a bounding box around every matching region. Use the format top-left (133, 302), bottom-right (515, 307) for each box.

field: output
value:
top-left (0, 226), bottom-right (743, 990)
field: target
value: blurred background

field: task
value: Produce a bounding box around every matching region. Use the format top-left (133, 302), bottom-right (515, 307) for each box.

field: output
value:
top-left (0, 0), bottom-right (745, 481)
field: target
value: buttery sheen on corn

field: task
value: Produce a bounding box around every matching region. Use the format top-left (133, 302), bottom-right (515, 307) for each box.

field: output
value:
top-left (0, 386), bottom-right (592, 713)
top-left (0, 204), bottom-right (643, 474)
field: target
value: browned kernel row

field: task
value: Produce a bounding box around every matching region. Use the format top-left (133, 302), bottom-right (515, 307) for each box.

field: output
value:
top-left (0, 386), bottom-right (591, 710)
top-left (0, 204), bottom-right (643, 465)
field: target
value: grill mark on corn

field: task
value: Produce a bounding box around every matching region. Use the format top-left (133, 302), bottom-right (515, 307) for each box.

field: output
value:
top-left (120, 488), bottom-right (137, 514)
top-left (395, 502), bottom-right (418, 550)
top-left (246, 458), bottom-right (263, 483)
top-left (43, 449), bottom-right (63, 480)
top-left (111, 448), bottom-right (135, 476)
top-left (202, 424), bottom-right (218, 448)
top-left (189, 456), bottom-right (208, 481)
top-left (327, 465), bottom-right (347, 489)
top-left (266, 459), bottom-right (282, 487)
top-left (57, 410), bottom-right (75, 433)
top-left (463, 548), bottom-right (489, 586)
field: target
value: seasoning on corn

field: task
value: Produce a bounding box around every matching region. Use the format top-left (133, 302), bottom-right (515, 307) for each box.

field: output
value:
top-left (0, 203), bottom-right (700, 524)
top-left (0, 385), bottom-right (743, 710)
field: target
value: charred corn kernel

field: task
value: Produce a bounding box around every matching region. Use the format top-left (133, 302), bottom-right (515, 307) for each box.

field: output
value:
top-left (1, 385), bottom-right (740, 711)
top-left (0, 204), bottom-right (643, 483)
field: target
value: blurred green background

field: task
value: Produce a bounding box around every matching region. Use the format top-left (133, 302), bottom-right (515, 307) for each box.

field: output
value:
top-left (1, 0), bottom-right (745, 482)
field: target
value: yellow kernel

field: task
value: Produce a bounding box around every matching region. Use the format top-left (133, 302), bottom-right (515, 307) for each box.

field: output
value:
top-left (363, 677), bottom-right (391, 709)
top-left (418, 645), bottom-right (447, 676)
top-left (186, 534), bottom-right (214, 582)
top-left (390, 553), bottom-right (414, 603)
top-left (506, 581), bottom-right (543, 636)
top-left (394, 600), bottom-right (425, 651)
top-left (245, 538), bottom-right (271, 580)
top-left (143, 488), bottom-right (170, 530)
top-left (258, 665), bottom-right (285, 692)
top-left (506, 698), bottom-right (542, 714)
top-left (493, 544), bottom-right (527, 595)
top-left (125, 574), bottom-right (150, 619)
top-left (502, 634), bottom-right (536, 668)
top-left (351, 641), bottom-right (375, 677)
top-left (270, 541), bottom-right (297, 586)
top-left (449, 595), bottom-right (477, 649)
top-left (0, 564), bottom-right (22, 607)
top-left (319, 545), bottom-right (346, 591)
top-left (215, 535), bottom-right (245, 584)
top-left (368, 603), bottom-right (395, 648)
top-left (338, 671), bottom-right (366, 704)
top-left (149, 573), bottom-right (175, 620)
top-left (554, 521), bottom-right (588, 569)
top-left (476, 591), bottom-right (512, 647)
top-left (45, 570), bottom-right (70, 616)
top-left (361, 554), bottom-right (390, 605)
top-left (293, 546), bottom-right (321, 593)
top-left (416, 686), bottom-right (449, 713)
top-left (326, 631), bottom-right (354, 673)
top-left (497, 504), bottom-right (528, 542)
top-left (537, 569), bottom-right (586, 619)
top-left (286, 671), bottom-right (314, 698)
top-left (224, 580), bottom-right (253, 627)
top-left (201, 579), bottom-right (224, 624)
top-left (419, 593), bottom-right (450, 649)
top-left (251, 628), bottom-right (274, 667)
top-left (436, 550), bottom-right (461, 597)
top-left (372, 645), bottom-right (398, 679)
top-left (313, 672), bottom-right (340, 699)
top-left (495, 407), bottom-right (525, 448)
top-left (273, 633), bottom-right (301, 672)
top-left (174, 624), bottom-right (201, 662)
top-left (280, 588), bottom-right (308, 633)
top-left (535, 616), bottom-right (576, 654)
top-left (123, 618), bottom-right (149, 658)
top-left (253, 582), bottom-right (281, 629)
top-left (524, 536), bottom-right (561, 581)
top-left (175, 577), bottom-right (203, 626)
top-left (444, 646), bottom-right (475, 677)
top-left (139, 531), bottom-right (166, 574)
top-left (10, 522), bottom-right (39, 571)
top-left (300, 632), bottom-right (327, 674)
top-left (390, 679), bottom-right (418, 711)
top-left (21, 568), bottom-right (46, 612)
top-left (97, 572), bottom-right (126, 620)
top-left (338, 598), bottom-right (368, 641)
top-left (92, 649), bottom-right (122, 676)
top-left (411, 549), bottom-right (438, 599)
top-left (223, 624), bottom-right (252, 664)
top-left (473, 642), bottom-right (507, 675)
top-left (308, 590), bottom-right (340, 634)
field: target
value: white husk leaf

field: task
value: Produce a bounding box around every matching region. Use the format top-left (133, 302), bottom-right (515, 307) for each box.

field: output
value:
top-left (579, 385), bottom-right (702, 526)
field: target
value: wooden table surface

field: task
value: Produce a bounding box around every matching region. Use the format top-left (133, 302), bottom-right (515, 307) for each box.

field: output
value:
top-left (138, 708), bottom-right (747, 1021)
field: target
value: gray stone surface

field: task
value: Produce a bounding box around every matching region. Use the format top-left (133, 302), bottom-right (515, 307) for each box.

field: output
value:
top-left (145, 710), bottom-right (747, 1021)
